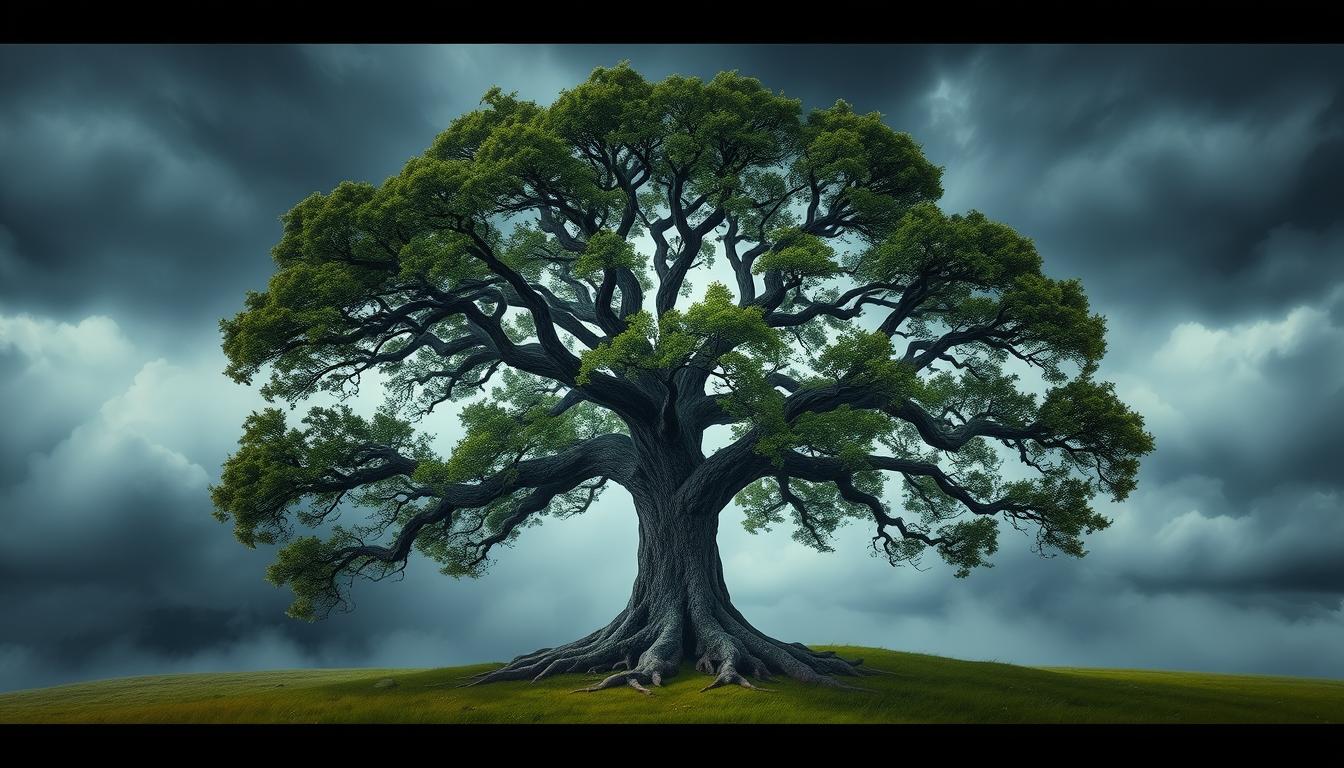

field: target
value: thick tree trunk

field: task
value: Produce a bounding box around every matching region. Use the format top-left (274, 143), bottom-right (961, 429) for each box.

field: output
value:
top-left (469, 499), bottom-right (870, 693)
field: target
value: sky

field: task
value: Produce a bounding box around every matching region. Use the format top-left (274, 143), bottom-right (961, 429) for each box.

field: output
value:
top-left (2, 44), bottom-right (1343, 692)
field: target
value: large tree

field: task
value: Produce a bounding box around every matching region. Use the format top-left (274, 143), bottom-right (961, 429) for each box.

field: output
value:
top-left (213, 64), bottom-right (1154, 694)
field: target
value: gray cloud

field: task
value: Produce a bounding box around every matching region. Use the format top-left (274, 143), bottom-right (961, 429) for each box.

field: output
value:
top-left (0, 45), bottom-right (586, 346)
top-left (0, 314), bottom-right (644, 690)
top-left (1106, 290), bottom-right (1344, 496)
top-left (2, 44), bottom-right (1343, 692)
top-left (923, 46), bottom-right (1344, 327)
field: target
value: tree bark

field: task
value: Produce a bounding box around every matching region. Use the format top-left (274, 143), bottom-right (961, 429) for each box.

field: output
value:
top-left (468, 498), bottom-right (871, 692)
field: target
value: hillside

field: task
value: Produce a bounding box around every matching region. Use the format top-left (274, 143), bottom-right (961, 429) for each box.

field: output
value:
top-left (2, 646), bottom-right (1340, 724)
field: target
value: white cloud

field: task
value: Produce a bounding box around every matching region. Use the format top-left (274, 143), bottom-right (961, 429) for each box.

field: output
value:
top-left (99, 356), bottom-right (268, 470)
top-left (1154, 304), bottom-right (1341, 376)
top-left (1110, 296), bottom-right (1344, 483)
top-left (0, 312), bottom-right (133, 368)
top-left (0, 312), bottom-right (143, 474)
top-left (6, 280), bottom-right (1344, 693)
top-left (927, 77), bottom-right (977, 148)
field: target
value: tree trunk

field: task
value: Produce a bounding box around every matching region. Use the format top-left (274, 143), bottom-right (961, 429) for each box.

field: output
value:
top-left (469, 499), bottom-right (870, 693)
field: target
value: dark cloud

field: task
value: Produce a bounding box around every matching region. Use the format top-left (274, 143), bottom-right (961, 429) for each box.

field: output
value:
top-left (559, 46), bottom-right (1344, 325)
top-left (0, 345), bottom-right (639, 690)
top-left (0, 331), bottom-right (642, 690)
top-left (2, 44), bottom-right (1344, 693)
top-left (1106, 298), bottom-right (1344, 502)
top-left (922, 46), bottom-right (1344, 326)
top-left (0, 45), bottom-right (519, 342)
top-left (546, 44), bottom-right (968, 113)
top-left (1104, 480), bottom-right (1344, 605)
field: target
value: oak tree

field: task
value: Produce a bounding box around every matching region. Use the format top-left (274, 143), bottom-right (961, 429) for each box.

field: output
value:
top-left (213, 64), bottom-right (1154, 693)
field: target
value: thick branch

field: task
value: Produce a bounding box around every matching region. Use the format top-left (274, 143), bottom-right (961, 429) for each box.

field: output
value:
top-left (461, 226), bottom-right (582, 376)
top-left (765, 282), bottom-right (905, 328)
top-left (778, 450), bottom-right (1040, 522)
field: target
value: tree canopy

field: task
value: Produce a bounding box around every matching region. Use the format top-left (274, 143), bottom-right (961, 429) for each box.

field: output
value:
top-left (213, 63), bottom-right (1154, 642)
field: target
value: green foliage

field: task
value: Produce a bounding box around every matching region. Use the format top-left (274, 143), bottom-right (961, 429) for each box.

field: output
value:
top-left (418, 399), bottom-right (577, 488)
top-left (578, 282), bottom-right (782, 384)
top-left (1039, 379), bottom-right (1155, 500)
top-left (210, 406), bottom-right (429, 549)
top-left (211, 409), bottom-right (312, 547)
top-left (572, 230), bottom-right (641, 279)
top-left (214, 363), bottom-right (619, 618)
top-left (677, 282), bottom-right (782, 355)
top-left (576, 311), bottom-right (662, 384)
top-left (398, 230), bottom-right (487, 285)
top-left (650, 71), bottom-right (803, 204)
top-left (753, 229), bottom-right (840, 280)
top-left (864, 203), bottom-right (1041, 288)
top-left (266, 536), bottom-right (340, 620)
top-left (717, 351), bottom-right (792, 460)
top-left (414, 494), bottom-right (524, 579)
top-left (547, 62), bottom-right (660, 153)
top-left (816, 329), bottom-right (918, 401)
top-left (789, 407), bottom-right (893, 470)
top-left (795, 101), bottom-right (944, 240)
top-left (221, 260), bottom-right (388, 390)
top-left (935, 517), bottom-right (1000, 578)
top-left (737, 479), bottom-right (785, 534)
top-left (1000, 274), bottom-right (1108, 381)
top-left (858, 204), bottom-right (1109, 384)
top-left (731, 394), bottom-right (898, 470)
top-left (728, 169), bottom-right (799, 233)
top-left (1000, 473), bottom-right (1111, 558)
top-left (212, 62), bottom-right (1156, 618)
top-left (427, 87), bottom-right (543, 162)
top-left (738, 473), bottom-right (885, 552)
top-left (916, 368), bottom-right (1040, 429)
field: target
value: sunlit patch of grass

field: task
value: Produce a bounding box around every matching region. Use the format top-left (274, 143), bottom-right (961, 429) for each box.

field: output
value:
top-left (3, 647), bottom-right (1341, 723)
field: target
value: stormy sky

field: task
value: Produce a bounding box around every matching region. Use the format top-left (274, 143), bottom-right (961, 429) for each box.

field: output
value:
top-left (2, 44), bottom-right (1343, 692)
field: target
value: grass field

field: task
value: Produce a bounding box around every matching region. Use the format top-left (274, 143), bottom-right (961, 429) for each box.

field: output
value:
top-left (2, 646), bottom-right (1341, 723)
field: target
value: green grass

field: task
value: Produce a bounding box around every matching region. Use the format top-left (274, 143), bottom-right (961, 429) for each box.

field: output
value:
top-left (2, 646), bottom-right (1341, 723)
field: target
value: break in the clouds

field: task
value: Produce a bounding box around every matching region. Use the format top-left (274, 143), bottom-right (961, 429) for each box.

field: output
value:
top-left (1, 44), bottom-right (1342, 692)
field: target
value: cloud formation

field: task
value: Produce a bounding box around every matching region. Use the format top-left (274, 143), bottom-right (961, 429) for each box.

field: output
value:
top-left (1, 44), bottom-right (1342, 692)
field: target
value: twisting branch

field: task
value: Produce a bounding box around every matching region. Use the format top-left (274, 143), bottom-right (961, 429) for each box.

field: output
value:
top-left (777, 476), bottom-right (832, 551)
top-left (764, 282), bottom-right (905, 328)
top-left (462, 478), bottom-right (595, 570)
top-left (214, 65), bottom-right (1151, 693)
top-left (778, 451), bottom-right (1041, 523)
top-left (458, 227), bottom-right (583, 376)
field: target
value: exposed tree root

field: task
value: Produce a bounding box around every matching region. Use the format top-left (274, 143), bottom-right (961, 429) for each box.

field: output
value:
top-left (463, 599), bottom-right (880, 694)
top-left (572, 670), bottom-right (660, 695)
top-left (699, 662), bottom-right (774, 692)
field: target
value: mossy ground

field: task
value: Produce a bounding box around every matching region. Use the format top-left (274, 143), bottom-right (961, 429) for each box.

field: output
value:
top-left (2, 646), bottom-right (1340, 723)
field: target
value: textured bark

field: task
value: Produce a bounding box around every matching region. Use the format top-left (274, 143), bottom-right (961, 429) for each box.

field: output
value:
top-left (467, 498), bottom-right (873, 693)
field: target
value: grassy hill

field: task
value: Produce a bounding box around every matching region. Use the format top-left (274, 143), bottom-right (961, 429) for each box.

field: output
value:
top-left (2, 646), bottom-right (1341, 723)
